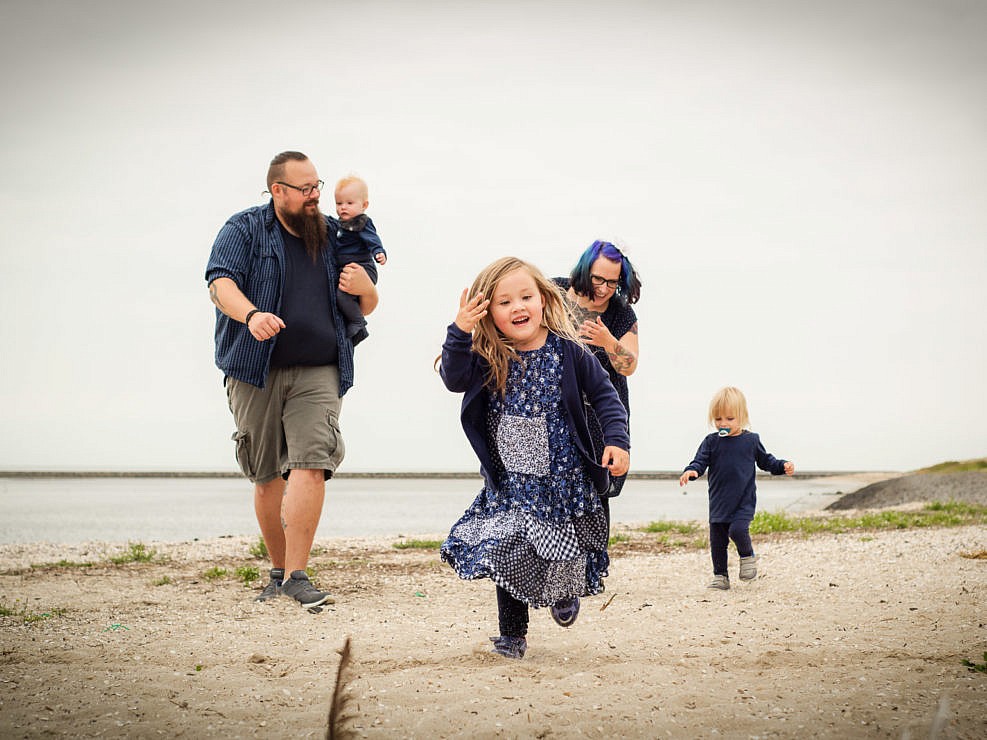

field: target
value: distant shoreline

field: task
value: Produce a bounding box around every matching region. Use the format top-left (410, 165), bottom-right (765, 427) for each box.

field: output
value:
top-left (0, 469), bottom-right (892, 480)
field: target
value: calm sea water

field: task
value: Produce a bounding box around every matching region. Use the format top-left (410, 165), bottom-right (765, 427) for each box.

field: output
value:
top-left (0, 475), bottom-right (873, 545)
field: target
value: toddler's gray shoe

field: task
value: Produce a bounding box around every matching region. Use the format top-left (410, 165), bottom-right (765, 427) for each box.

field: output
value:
top-left (707, 574), bottom-right (730, 590)
top-left (254, 567), bottom-right (284, 602)
top-left (282, 571), bottom-right (333, 608)
top-left (739, 555), bottom-right (758, 581)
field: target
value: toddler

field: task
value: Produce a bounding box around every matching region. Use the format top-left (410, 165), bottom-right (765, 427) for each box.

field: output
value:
top-left (334, 175), bottom-right (386, 345)
top-left (679, 386), bottom-right (794, 589)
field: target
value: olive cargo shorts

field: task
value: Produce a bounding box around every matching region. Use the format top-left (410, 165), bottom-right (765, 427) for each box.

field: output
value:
top-left (226, 365), bottom-right (345, 484)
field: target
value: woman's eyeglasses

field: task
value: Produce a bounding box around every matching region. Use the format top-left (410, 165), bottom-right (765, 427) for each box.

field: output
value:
top-left (590, 275), bottom-right (619, 289)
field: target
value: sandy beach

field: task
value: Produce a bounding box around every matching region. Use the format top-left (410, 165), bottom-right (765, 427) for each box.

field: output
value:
top-left (1, 474), bottom-right (985, 738)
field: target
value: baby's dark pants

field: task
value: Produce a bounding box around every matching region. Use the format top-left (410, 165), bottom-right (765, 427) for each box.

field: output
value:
top-left (709, 520), bottom-right (754, 576)
top-left (496, 586), bottom-right (529, 638)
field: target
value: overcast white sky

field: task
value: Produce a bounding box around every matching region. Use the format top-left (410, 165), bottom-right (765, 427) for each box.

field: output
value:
top-left (1, 0), bottom-right (984, 474)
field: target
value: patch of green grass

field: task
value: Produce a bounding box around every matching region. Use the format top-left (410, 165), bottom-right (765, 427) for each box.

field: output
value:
top-left (608, 533), bottom-right (631, 546)
top-left (151, 576), bottom-right (173, 586)
top-left (749, 502), bottom-right (987, 536)
top-left (962, 652), bottom-right (987, 673)
top-left (45, 559), bottom-right (94, 569)
top-left (915, 458), bottom-right (987, 474)
top-left (652, 533), bottom-right (707, 549)
top-left (392, 539), bottom-right (442, 550)
top-left (0, 602), bottom-right (66, 624)
top-left (631, 501), bottom-right (986, 549)
top-left (641, 521), bottom-right (701, 535)
top-left (109, 543), bottom-right (157, 564)
top-left (249, 537), bottom-right (268, 559)
top-left (29, 558), bottom-right (95, 570)
top-left (235, 565), bottom-right (260, 585)
top-left (202, 566), bottom-right (228, 581)
top-left (925, 500), bottom-right (984, 516)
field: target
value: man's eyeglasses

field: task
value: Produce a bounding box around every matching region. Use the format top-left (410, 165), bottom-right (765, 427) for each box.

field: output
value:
top-left (590, 275), bottom-right (619, 289)
top-left (277, 180), bottom-right (324, 197)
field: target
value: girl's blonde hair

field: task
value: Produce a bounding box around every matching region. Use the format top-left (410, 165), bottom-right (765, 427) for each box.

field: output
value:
top-left (469, 256), bottom-right (581, 393)
top-left (708, 386), bottom-right (751, 428)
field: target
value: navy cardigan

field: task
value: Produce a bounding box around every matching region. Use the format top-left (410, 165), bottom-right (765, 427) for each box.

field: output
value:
top-left (440, 324), bottom-right (629, 496)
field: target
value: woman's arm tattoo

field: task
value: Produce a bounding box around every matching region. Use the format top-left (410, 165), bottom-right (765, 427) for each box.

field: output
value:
top-left (607, 342), bottom-right (635, 372)
top-left (607, 323), bottom-right (638, 372)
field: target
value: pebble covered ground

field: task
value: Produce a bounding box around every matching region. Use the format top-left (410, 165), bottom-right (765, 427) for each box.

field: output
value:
top-left (1, 517), bottom-right (985, 738)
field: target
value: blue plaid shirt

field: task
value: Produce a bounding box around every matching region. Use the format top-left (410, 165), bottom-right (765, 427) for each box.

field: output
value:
top-left (205, 200), bottom-right (355, 395)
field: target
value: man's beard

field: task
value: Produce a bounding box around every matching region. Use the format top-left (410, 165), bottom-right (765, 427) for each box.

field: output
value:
top-left (281, 206), bottom-right (328, 261)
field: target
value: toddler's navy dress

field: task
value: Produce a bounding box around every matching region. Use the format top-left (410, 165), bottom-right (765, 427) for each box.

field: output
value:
top-left (441, 333), bottom-right (609, 607)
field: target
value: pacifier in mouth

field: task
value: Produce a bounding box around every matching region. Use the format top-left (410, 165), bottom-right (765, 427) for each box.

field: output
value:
top-left (718, 428), bottom-right (730, 437)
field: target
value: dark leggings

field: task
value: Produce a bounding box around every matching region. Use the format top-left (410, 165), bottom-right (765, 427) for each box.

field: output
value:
top-left (709, 520), bottom-right (753, 576)
top-left (496, 586), bottom-right (529, 638)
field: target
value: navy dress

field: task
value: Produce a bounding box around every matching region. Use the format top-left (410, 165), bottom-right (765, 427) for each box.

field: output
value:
top-left (440, 333), bottom-right (609, 607)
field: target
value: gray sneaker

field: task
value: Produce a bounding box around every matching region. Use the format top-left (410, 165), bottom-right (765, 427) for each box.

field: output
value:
top-left (708, 574), bottom-right (730, 590)
top-left (255, 568), bottom-right (284, 602)
top-left (739, 555), bottom-right (758, 581)
top-left (282, 571), bottom-right (333, 608)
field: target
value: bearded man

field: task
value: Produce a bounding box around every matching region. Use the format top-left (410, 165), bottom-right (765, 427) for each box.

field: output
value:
top-left (205, 151), bottom-right (378, 608)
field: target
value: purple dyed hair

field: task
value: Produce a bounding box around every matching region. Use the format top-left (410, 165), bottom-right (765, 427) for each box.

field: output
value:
top-left (569, 240), bottom-right (642, 305)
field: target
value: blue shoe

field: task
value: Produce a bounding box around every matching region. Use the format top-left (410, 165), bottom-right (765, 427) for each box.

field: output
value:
top-left (550, 596), bottom-right (580, 628)
top-left (489, 635), bottom-right (527, 659)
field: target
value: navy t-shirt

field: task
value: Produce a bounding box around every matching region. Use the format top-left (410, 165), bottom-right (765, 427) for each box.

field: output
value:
top-left (269, 225), bottom-right (339, 368)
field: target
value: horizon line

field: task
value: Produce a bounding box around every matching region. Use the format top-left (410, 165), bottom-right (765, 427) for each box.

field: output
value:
top-left (0, 469), bottom-right (893, 481)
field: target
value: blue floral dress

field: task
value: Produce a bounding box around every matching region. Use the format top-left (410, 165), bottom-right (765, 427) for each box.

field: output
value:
top-left (440, 333), bottom-right (610, 608)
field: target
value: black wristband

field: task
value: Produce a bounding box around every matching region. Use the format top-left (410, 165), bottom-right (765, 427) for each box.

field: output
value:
top-left (244, 309), bottom-right (261, 327)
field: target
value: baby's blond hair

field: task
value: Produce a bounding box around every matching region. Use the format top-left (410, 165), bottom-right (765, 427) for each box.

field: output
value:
top-left (707, 386), bottom-right (750, 429)
top-left (335, 174), bottom-right (368, 200)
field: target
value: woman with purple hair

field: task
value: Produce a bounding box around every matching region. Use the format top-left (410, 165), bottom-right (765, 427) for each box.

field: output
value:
top-left (554, 240), bottom-right (641, 525)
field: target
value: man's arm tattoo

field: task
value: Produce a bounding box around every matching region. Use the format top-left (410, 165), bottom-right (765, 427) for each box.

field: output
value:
top-left (209, 282), bottom-right (225, 311)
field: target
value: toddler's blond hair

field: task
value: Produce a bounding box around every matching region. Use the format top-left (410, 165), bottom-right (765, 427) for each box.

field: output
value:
top-left (708, 386), bottom-right (750, 429)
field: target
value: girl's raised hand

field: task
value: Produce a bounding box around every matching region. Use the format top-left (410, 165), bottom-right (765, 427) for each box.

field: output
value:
top-left (454, 289), bottom-right (490, 333)
top-left (784, 461), bottom-right (795, 476)
top-left (601, 446), bottom-right (629, 477)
